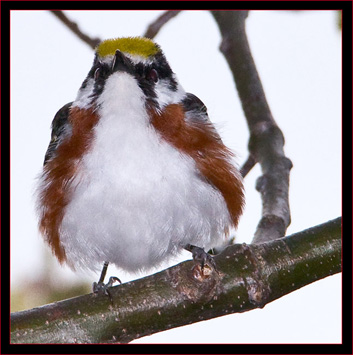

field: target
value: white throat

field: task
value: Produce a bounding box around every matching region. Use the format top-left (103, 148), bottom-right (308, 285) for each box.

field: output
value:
top-left (97, 72), bottom-right (148, 125)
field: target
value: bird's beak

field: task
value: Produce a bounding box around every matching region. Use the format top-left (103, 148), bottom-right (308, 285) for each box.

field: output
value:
top-left (112, 50), bottom-right (133, 75)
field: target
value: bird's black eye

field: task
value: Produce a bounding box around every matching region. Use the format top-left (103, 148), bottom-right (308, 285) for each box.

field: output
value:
top-left (146, 68), bottom-right (158, 83)
top-left (94, 68), bottom-right (100, 80)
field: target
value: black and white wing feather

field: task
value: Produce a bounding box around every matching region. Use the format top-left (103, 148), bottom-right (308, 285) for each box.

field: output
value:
top-left (44, 102), bottom-right (73, 165)
top-left (181, 93), bottom-right (222, 142)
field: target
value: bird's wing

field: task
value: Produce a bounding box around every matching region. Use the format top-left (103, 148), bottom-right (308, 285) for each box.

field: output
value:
top-left (150, 92), bottom-right (244, 228)
top-left (181, 93), bottom-right (222, 142)
top-left (44, 102), bottom-right (73, 165)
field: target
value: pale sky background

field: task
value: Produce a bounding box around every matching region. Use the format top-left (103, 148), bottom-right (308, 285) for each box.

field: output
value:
top-left (10, 10), bottom-right (341, 343)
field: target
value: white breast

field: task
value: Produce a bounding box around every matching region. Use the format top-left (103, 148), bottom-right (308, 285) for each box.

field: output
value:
top-left (59, 72), bottom-right (231, 272)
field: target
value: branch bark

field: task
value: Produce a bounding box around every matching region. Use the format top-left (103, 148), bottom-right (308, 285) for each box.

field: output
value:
top-left (211, 11), bottom-right (293, 244)
top-left (11, 217), bottom-right (341, 344)
top-left (240, 154), bottom-right (256, 178)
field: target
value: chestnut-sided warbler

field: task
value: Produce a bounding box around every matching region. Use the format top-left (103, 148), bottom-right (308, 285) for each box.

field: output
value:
top-left (36, 37), bottom-right (244, 291)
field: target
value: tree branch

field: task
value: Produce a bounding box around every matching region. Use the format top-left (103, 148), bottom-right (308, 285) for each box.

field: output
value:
top-left (240, 154), bottom-right (256, 178)
top-left (211, 11), bottom-right (293, 244)
top-left (144, 10), bottom-right (182, 39)
top-left (50, 11), bottom-right (101, 50)
top-left (11, 217), bottom-right (341, 344)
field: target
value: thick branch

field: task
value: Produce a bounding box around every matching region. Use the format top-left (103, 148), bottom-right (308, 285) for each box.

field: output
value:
top-left (211, 11), bottom-right (293, 243)
top-left (50, 11), bottom-right (101, 49)
top-left (11, 217), bottom-right (341, 344)
top-left (144, 11), bottom-right (182, 39)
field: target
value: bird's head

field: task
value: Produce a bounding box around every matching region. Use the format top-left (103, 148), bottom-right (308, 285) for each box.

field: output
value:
top-left (74, 37), bottom-right (186, 113)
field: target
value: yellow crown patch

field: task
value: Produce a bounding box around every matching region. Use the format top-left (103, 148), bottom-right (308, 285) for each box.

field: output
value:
top-left (96, 37), bottom-right (160, 59)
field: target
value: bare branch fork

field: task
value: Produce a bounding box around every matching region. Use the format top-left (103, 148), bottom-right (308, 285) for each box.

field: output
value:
top-left (50, 10), bottom-right (182, 48)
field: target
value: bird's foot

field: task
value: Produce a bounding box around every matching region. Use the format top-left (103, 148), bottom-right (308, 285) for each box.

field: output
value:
top-left (184, 244), bottom-right (218, 278)
top-left (93, 276), bottom-right (121, 301)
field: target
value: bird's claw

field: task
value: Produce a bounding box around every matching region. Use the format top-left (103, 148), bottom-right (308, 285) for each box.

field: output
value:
top-left (93, 276), bottom-right (121, 301)
top-left (185, 244), bottom-right (218, 276)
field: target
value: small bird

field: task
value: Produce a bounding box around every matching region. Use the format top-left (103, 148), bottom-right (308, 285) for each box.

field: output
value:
top-left (36, 37), bottom-right (244, 291)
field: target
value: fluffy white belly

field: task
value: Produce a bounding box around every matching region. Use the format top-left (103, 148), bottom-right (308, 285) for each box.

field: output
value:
top-left (59, 75), bottom-right (231, 272)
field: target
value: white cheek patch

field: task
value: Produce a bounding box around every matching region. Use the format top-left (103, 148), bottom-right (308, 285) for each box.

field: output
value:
top-left (155, 76), bottom-right (186, 108)
top-left (72, 78), bottom-right (95, 109)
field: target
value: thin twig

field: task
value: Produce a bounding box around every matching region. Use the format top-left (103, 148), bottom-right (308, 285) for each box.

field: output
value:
top-left (144, 10), bottom-right (182, 39)
top-left (211, 11), bottom-right (293, 244)
top-left (50, 10), bottom-right (101, 50)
